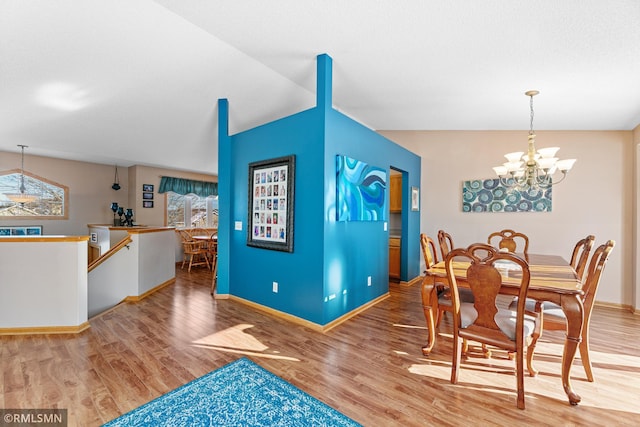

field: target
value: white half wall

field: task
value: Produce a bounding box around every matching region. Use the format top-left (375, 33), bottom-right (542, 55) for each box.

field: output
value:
top-left (0, 237), bottom-right (89, 328)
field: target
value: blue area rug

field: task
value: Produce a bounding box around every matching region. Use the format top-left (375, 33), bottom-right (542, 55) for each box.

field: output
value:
top-left (103, 357), bottom-right (361, 426)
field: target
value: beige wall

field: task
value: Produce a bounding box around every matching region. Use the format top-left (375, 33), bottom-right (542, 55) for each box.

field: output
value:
top-left (0, 152), bottom-right (216, 235)
top-left (380, 130), bottom-right (635, 308)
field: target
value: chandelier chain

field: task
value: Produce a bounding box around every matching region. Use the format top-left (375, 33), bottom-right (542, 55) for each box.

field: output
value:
top-left (18, 144), bottom-right (27, 193)
top-left (529, 94), bottom-right (535, 135)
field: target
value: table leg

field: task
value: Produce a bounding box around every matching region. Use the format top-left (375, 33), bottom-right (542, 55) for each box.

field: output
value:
top-left (421, 275), bottom-right (437, 356)
top-left (560, 294), bottom-right (584, 405)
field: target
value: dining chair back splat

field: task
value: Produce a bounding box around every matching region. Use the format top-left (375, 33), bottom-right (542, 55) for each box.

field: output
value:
top-left (515, 239), bottom-right (615, 382)
top-left (420, 233), bottom-right (439, 270)
top-left (445, 243), bottom-right (540, 410)
top-left (570, 235), bottom-right (595, 283)
top-left (488, 229), bottom-right (530, 260)
top-left (437, 230), bottom-right (454, 260)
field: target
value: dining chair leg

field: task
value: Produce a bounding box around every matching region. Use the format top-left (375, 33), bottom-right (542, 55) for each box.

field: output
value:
top-left (516, 352), bottom-right (526, 409)
top-left (210, 254), bottom-right (218, 296)
top-left (579, 339), bottom-right (594, 382)
top-left (451, 334), bottom-right (462, 384)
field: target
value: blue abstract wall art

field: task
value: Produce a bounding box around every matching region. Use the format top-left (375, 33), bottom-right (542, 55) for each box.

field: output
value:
top-left (462, 178), bottom-right (552, 213)
top-left (336, 155), bottom-right (387, 221)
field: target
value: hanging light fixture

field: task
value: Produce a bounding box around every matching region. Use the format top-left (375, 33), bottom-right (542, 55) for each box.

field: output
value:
top-left (6, 145), bottom-right (39, 205)
top-left (111, 165), bottom-right (121, 190)
top-left (492, 90), bottom-right (576, 193)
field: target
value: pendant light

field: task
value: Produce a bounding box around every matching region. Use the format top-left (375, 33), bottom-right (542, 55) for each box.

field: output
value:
top-left (6, 145), bottom-right (39, 205)
top-left (112, 165), bottom-right (121, 190)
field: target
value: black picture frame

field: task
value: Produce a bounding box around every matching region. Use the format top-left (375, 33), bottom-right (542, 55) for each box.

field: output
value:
top-left (142, 200), bottom-right (154, 208)
top-left (142, 184), bottom-right (154, 192)
top-left (143, 192), bottom-right (154, 200)
top-left (247, 155), bottom-right (295, 252)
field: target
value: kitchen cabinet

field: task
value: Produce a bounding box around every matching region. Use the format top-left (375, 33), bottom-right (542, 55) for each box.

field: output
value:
top-left (390, 174), bottom-right (402, 213)
top-left (389, 237), bottom-right (401, 279)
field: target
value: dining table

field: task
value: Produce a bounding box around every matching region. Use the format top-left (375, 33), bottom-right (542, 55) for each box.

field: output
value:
top-left (422, 253), bottom-right (584, 406)
top-left (192, 234), bottom-right (218, 242)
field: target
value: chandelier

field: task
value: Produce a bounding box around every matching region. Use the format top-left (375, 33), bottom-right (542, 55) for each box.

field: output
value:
top-left (493, 90), bottom-right (576, 193)
top-left (6, 145), bottom-right (39, 205)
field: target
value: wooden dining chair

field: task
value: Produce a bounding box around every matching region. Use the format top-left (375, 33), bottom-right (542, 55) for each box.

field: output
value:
top-left (487, 229), bottom-right (529, 260)
top-left (188, 227), bottom-right (209, 238)
top-left (420, 233), bottom-right (450, 326)
top-left (444, 243), bottom-right (540, 409)
top-left (570, 235), bottom-right (595, 283)
top-left (178, 229), bottom-right (210, 272)
top-left (516, 240), bottom-right (615, 382)
top-left (420, 233), bottom-right (439, 271)
top-left (437, 229), bottom-right (454, 260)
top-left (423, 232), bottom-right (475, 329)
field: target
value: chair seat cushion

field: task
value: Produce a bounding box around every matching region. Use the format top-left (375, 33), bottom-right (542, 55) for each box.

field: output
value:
top-left (460, 303), bottom-right (537, 340)
top-left (438, 287), bottom-right (475, 307)
top-left (510, 298), bottom-right (566, 321)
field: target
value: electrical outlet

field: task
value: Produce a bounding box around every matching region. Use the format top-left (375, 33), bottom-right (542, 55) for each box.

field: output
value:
top-left (367, 276), bottom-right (372, 286)
top-left (272, 281), bottom-right (278, 293)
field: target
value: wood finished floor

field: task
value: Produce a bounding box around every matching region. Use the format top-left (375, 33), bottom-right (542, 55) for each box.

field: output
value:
top-left (1, 267), bottom-right (639, 426)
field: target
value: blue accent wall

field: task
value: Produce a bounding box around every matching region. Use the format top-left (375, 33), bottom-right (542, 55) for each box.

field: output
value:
top-left (218, 54), bottom-right (421, 326)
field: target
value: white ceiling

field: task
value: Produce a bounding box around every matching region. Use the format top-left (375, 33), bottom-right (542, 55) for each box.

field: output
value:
top-left (2, 0), bottom-right (639, 175)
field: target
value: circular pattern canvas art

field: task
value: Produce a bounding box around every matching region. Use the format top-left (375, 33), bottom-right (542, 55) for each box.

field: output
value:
top-left (462, 179), bottom-right (552, 213)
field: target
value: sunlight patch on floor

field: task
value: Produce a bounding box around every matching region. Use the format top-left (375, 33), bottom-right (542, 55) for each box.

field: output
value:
top-left (191, 323), bottom-right (300, 361)
top-left (393, 323), bottom-right (427, 330)
top-left (193, 324), bottom-right (268, 351)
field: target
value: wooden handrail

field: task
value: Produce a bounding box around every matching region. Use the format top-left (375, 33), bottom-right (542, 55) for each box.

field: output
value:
top-left (88, 235), bottom-right (133, 272)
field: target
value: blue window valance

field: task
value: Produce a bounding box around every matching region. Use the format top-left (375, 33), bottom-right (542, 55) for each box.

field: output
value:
top-left (158, 176), bottom-right (218, 197)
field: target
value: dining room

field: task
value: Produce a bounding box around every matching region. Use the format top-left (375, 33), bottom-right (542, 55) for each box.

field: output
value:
top-left (420, 229), bottom-right (616, 408)
top-left (381, 129), bottom-right (634, 311)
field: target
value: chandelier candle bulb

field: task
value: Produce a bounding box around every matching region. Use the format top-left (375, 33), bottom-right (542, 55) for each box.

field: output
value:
top-left (504, 152), bottom-right (525, 162)
top-left (537, 147), bottom-right (560, 158)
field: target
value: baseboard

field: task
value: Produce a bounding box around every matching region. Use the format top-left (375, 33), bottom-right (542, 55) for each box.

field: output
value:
top-left (229, 292), bottom-right (390, 333)
top-left (125, 277), bottom-right (176, 302)
top-left (399, 275), bottom-right (423, 287)
top-left (0, 321), bottom-right (90, 336)
top-left (594, 300), bottom-right (634, 313)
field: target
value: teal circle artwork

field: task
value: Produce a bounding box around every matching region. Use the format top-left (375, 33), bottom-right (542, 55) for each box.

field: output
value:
top-left (483, 179), bottom-right (499, 190)
top-left (489, 201), bottom-right (504, 212)
top-left (462, 178), bottom-right (552, 213)
top-left (471, 202), bottom-right (487, 212)
top-left (492, 186), bottom-right (508, 200)
top-left (505, 191), bottom-right (522, 205)
top-left (464, 180), bottom-right (483, 191)
top-left (462, 188), bottom-right (477, 202)
top-left (477, 189), bottom-right (493, 204)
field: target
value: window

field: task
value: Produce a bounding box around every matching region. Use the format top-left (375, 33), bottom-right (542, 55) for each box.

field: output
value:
top-left (166, 192), bottom-right (218, 228)
top-left (0, 170), bottom-right (68, 219)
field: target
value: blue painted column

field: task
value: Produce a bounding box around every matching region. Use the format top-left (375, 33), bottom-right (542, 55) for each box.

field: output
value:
top-left (217, 98), bottom-right (230, 296)
top-left (317, 53), bottom-right (332, 111)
